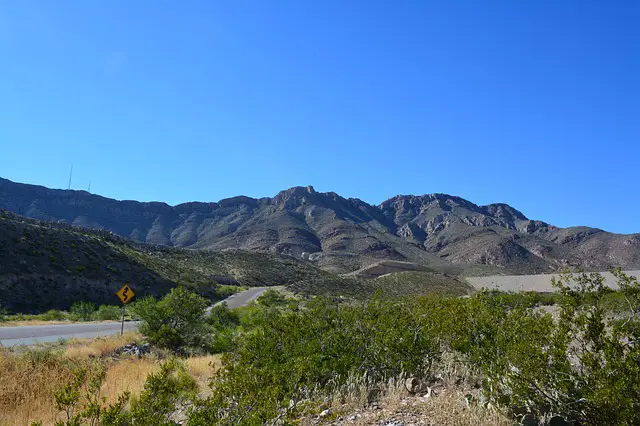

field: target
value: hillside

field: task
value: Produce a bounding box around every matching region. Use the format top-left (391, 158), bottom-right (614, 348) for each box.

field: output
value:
top-left (0, 210), bottom-right (349, 312)
top-left (2, 177), bottom-right (639, 275)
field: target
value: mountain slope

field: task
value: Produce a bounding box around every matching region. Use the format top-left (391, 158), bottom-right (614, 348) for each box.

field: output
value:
top-left (0, 210), bottom-right (348, 312)
top-left (1, 177), bottom-right (639, 275)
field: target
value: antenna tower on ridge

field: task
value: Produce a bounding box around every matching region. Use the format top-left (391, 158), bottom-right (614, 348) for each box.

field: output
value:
top-left (67, 165), bottom-right (73, 190)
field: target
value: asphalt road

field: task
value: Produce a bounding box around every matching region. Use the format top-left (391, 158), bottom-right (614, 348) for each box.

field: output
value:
top-left (0, 322), bottom-right (139, 347)
top-left (215, 286), bottom-right (268, 309)
top-left (0, 287), bottom-right (270, 347)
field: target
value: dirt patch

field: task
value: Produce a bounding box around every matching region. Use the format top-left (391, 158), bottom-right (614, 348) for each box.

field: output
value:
top-left (466, 270), bottom-right (640, 292)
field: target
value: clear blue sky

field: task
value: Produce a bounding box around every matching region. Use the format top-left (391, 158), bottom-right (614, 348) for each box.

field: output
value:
top-left (1, 1), bottom-right (638, 233)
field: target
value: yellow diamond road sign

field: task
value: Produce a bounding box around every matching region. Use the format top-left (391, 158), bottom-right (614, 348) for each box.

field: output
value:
top-left (116, 284), bottom-right (135, 304)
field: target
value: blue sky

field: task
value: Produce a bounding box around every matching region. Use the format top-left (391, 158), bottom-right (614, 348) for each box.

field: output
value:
top-left (0, 1), bottom-right (638, 233)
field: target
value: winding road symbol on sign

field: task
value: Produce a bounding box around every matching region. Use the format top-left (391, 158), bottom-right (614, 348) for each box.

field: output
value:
top-left (116, 284), bottom-right (135, 304)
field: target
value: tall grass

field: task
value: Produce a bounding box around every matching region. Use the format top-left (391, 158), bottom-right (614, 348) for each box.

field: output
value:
top-left (64, 332), bottom-right (142, 359)
top-left (0, 348), bottom-right (85, 425)
top-left (0, 334), bottom-right (220, 425)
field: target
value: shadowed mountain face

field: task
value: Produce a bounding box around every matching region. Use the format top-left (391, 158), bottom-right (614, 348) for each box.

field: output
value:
top-left (1, 177), bottom-right (639, 274)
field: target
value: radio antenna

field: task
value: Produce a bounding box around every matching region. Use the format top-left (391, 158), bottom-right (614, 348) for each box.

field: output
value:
top-left (67, 165), bottom-right (73, 190)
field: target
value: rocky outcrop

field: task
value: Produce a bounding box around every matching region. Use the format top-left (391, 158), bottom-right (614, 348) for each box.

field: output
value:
top-left (1, 177), bottom-right (639, 274)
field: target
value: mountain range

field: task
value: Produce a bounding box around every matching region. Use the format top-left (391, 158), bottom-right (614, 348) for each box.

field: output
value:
top-left (2, 177), bottom-right (639, 275)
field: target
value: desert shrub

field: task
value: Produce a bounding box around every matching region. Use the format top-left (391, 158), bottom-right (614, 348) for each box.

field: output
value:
top-left (70, 301), bottom-right (97, 321)
top-left (440, 291), bottom-right (560, 420)
top-left (92, 305), bottom-right (122, 321)
top-left (437, 271), bottom-right (640, 425)
top-left (124, 358), bottom-right (198, 425)
top-left (189, 296), bottom-right (439, 424)
top-left (213, 285), bottom-right (244, 301)
top-left (255, 289), bottom-right (288, 307)
top-left (482, 289), bottom-right (558, 308)
top-left (131, 287), bottom-right (212, 353)
top-left (27, 271), bottom-right (640, 425)
top-left (599, 287), bottom-right (631, 313)
top-left (52, 362), bottom-right (107, 426)
top-left (544, 269), bottom-right (640, 424)
top-left (206, 303), bottom-right (240, 353)
top-left (207, 303), bottom-right (240, 329)
top-left (48, 358), bottom-right (196, 426)
top-left (206, 304), bottom-right (238, 353)
top-left (39, 309), bottom-right (75, 321)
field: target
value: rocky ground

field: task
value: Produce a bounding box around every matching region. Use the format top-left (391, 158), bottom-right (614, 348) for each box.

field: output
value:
top-left (299, 377), bottom-right (510, 426)
top-left (305, 392), bottom-right (509, 426)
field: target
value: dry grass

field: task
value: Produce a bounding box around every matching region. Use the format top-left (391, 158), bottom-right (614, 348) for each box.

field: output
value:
top-left (311, 353), bottom-right (508, 426)
top-left (0, 330), bottom-right (222, 426)
top-left (100, 357), bottom-right (160, 405)
top-left (415, 390), bottom-right (510, 426)
top-left (64, 332), bottom-right (142, 359)
top-left (317, 380), bottom-right (509, 426)
top-left (100, 354), bottom-right (220, 404)
top-left (0, 348), bottom-right (85, 425)
top-left (186, 354), bottom-right (221, 391)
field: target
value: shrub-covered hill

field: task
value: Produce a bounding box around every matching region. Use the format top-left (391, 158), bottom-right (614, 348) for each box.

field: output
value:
top-left (0, 210), bottom-right (346, 312)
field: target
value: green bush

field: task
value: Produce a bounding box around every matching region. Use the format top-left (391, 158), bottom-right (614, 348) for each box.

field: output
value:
top-left (92, 304), bottom-right (122, 321)
top-left (70, 301), bottom-right (97, 321)
top-left (126, 358), bottom-right (198, 425)
top-left (39, 309), bottom-right (75, 321)
top-left (131, 286), bottom-right (212, 353)
top-left (206, 303), bottom-right (240, 353)
top-left (213, 284), bottom-right (244, 301)
top-left (0, 305), bottom-right (8, 322)
top-left (255, 289), bottom-right (288, 307)
top-left (428, 270), bottom-right (640, 425)
top-left (38, 271), bottom-right (640, 425)
top-left (189, 296), bottom-right (439, 424)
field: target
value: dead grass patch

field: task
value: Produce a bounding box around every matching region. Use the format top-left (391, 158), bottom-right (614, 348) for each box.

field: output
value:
top-left (0, 331), bottom-right (222, 426)
top-left (64, 332), bottom-right (142, 359)
top-left (409, 389), bottom-right (510, 426)
top-left (0, 348), bottom-right (86, 425)
top-left (186, 354), bottom-right (221, 393)
top-left (320, 386), bottom-right (509, 426)
top-left (100, 357), bottom-right (159, 405)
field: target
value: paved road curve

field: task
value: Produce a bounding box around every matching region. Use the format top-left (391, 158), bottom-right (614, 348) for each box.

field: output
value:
top-left (0, 287), bottom-right (270, 347)
top-left (215, 286), bottom-right (268, 309)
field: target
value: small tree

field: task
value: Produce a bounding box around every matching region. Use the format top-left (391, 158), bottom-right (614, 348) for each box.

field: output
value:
top-left (92, 305), bottom-right (122, 321)
top-left (0, 304), bottom-right (8, 322)
top-left (70, 302), bottom-right (97, 321)
top-left (132, 287), bottom-right (211, 352)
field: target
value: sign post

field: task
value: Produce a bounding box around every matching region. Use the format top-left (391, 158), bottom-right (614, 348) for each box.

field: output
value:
top-left (116, 284), bottom-right (135, 335)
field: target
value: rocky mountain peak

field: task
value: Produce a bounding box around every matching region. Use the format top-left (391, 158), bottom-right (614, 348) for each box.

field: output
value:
top-left (273, 186), bottom-right (318, 207)
top-left (481, 203), bottom-right (528, 221)
top-left (1, 177), bottom-right (639, 275)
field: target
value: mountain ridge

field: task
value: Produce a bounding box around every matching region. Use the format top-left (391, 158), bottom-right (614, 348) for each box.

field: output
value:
top-left (1, 177), bottom-right (638, 274)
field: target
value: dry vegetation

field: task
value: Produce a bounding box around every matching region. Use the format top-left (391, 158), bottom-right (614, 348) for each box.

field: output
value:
top-left (312, 390), bottom-right (510, 426)
top-left (0, 334), bottom-right (220, 426)
top-left (64, 332), bottom-right (142, 359)
top-left (304, 353), bottom-right (510, 426)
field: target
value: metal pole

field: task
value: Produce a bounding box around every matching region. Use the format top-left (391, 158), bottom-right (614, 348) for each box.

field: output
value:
top-left (121, 306), bottom-right (125, 335)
